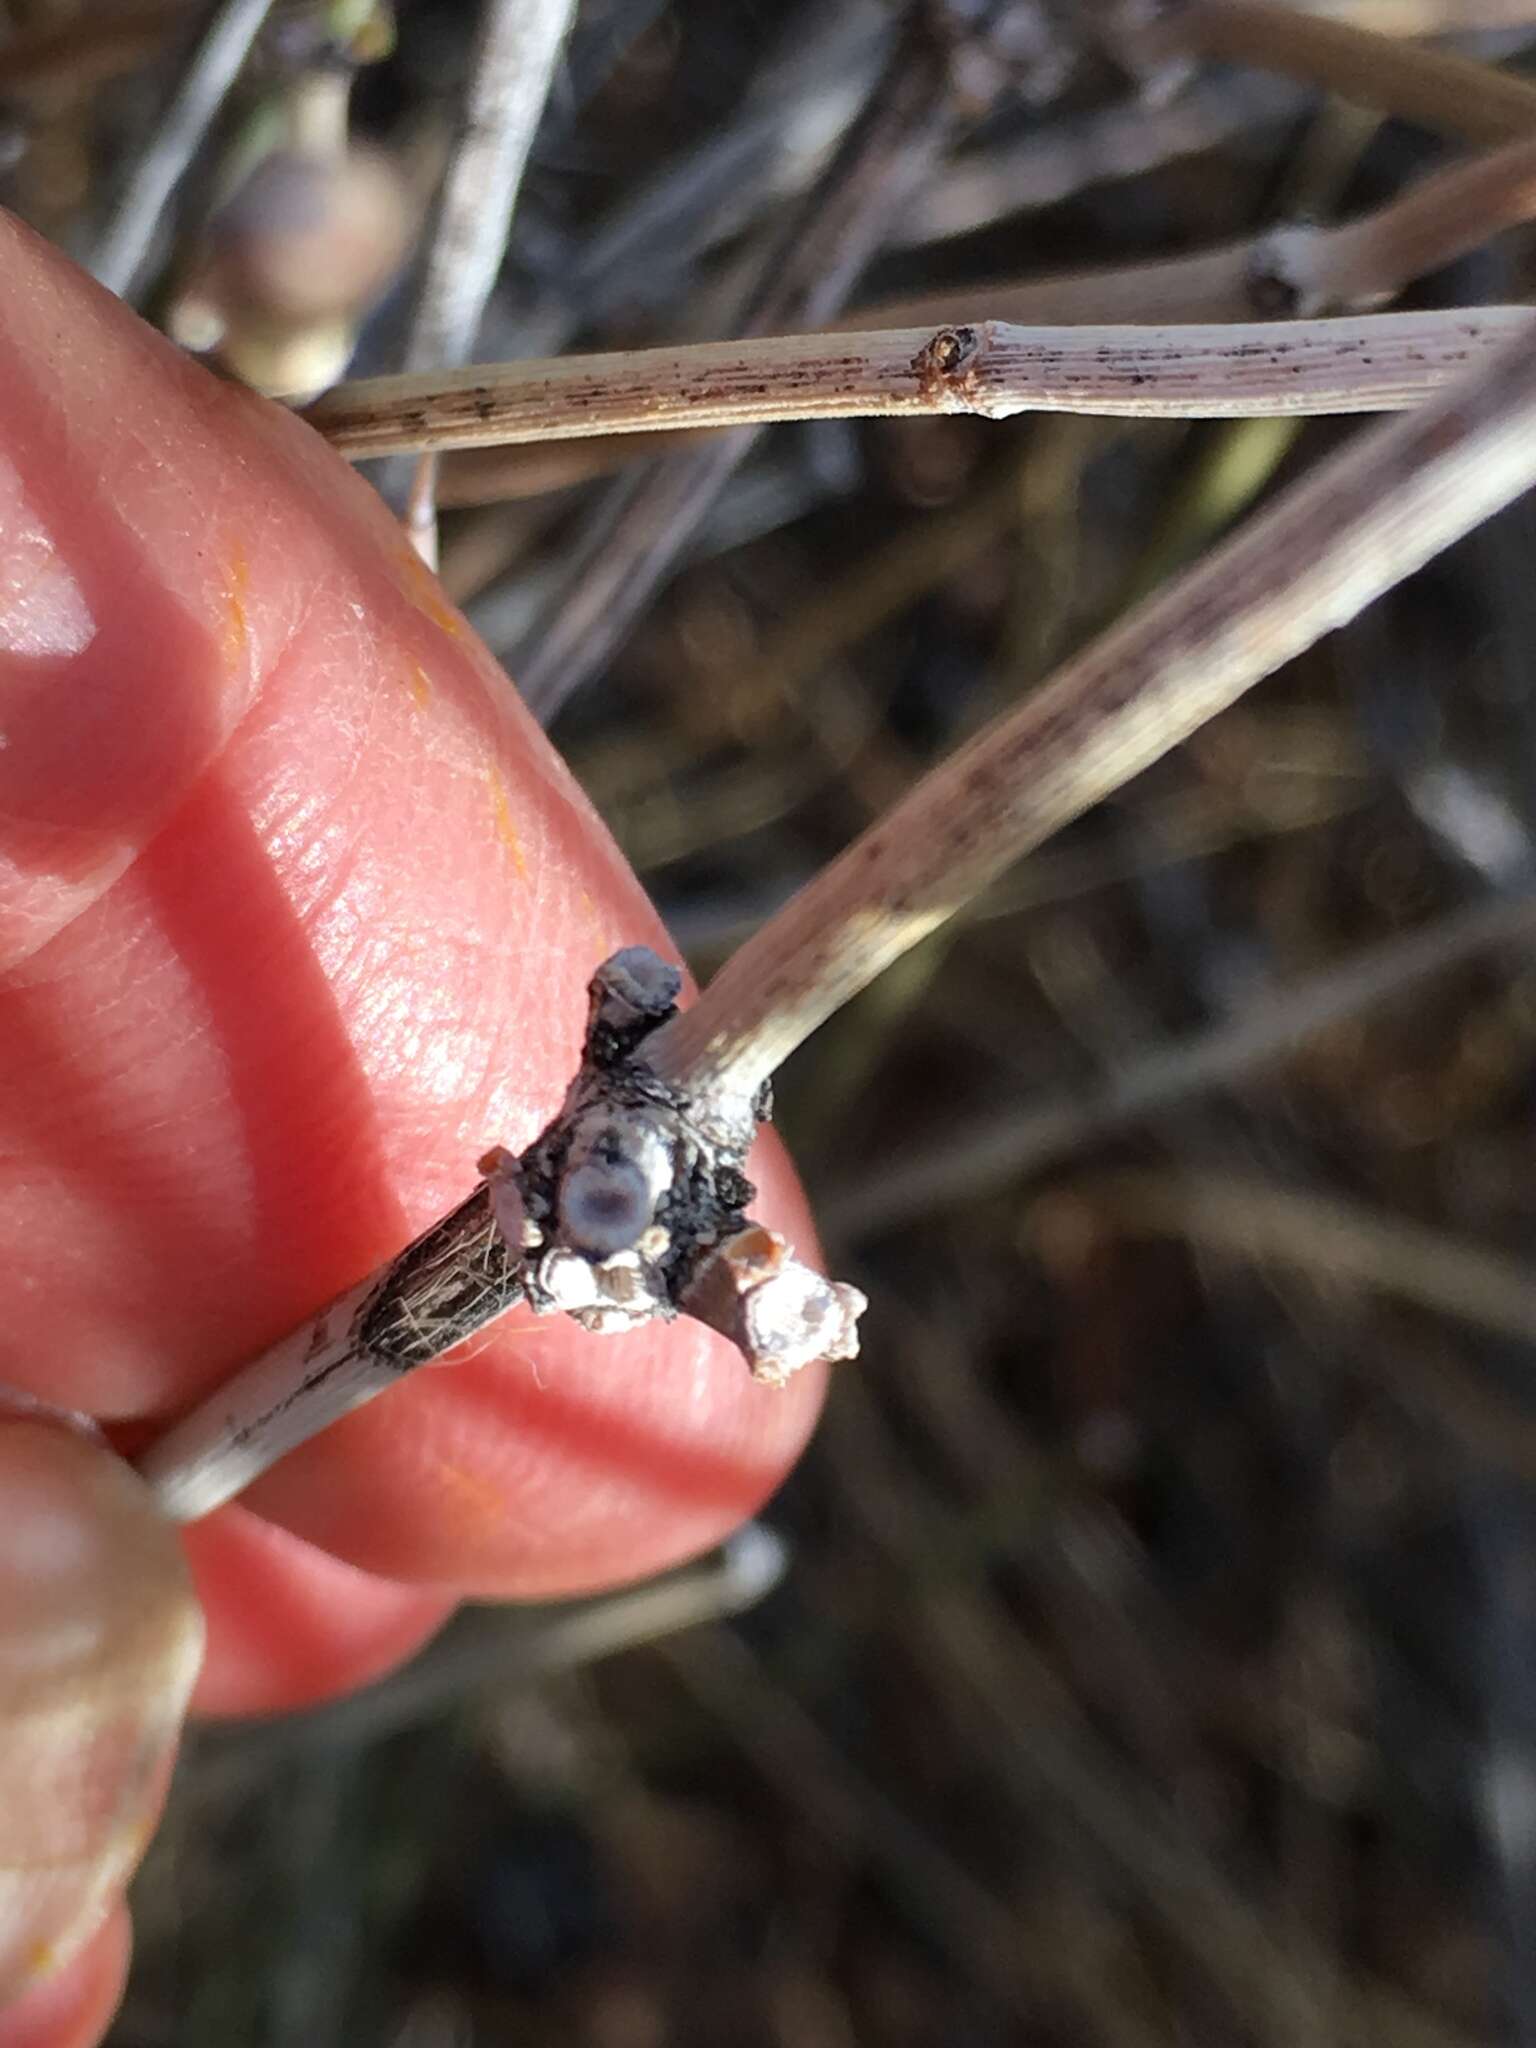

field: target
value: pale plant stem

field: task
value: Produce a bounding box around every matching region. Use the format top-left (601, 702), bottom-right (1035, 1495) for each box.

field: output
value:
top-left (828, 890), bottom-right (1536, 1239)
top-left (425, 129), bottom-right (1536, 507)
top-left (657, 1624), bottom-right (1060, 2029)
top-left (637, 319), bottom-right (1536, 1108)
top-left (879, 128), bottom-right (1536, 326)
top-left (836, 1370), bottom-right (1478, 2048)
top-left (1073, 1170), bottom-right (1536, 1349)
top-left (400, 0), bottom-right (578, 558)
top-left (1288, 1), bottom-right (1536, 26)
top-left (925, 1574), bottom-right (1477, 2048)
top-left (136, 240), bottom-right (1536, 1520)
top-left (405, 0), bottom-right (576, 373)
top-left (1157, 0), bottom-right (1536, 142)
top-left (1321, 131), bottom-right (1536, 294)
top-left (89, 0), bottom-right (278, 299)
top-left (305, 306), bottom-right (1526, 457)
top-left (508, 6), bottom-right (968, 722)
top-left (901, 72), bottom-right (1305, 246)
top-left (196, 1526), bottom-right (788, 1776)
top-left (404, 449), bottom-right (441, 572)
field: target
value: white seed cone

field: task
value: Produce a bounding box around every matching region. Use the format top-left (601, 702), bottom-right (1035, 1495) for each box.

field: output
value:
top-left (0, 1423), bottom-right (204, 2003)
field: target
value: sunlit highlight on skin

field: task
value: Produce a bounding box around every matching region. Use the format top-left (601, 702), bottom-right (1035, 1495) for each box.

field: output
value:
top-left (0, 459), bottom-right (95, 662)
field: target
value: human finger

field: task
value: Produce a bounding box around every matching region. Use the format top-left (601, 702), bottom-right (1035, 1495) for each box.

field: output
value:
top-left (0, 214), bottom-right (825, 1709)
top-left (0, 1424), bottom-right (199, 2020)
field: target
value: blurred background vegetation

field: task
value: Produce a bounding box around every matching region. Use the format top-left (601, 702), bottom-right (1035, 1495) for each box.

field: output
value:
top-left (9, 0), bottom-right (1536, 2040)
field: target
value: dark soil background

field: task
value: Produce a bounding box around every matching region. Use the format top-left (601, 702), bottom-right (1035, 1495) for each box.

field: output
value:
top-left (8, 2), bottom-right (1536, 2042)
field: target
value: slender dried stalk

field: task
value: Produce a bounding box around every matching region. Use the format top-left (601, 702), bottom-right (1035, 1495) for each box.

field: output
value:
top-left (306, 306), bottom-right (1525, 457)
top-left (885, 128), bottom-right (1536, 326)
top-left (562, 3), bottom-right (886, 322)
top-left (828, 890), bottom-right (1536, 1238)
top-left (1158, 0), bottom-right (1536, 143)
top-left (1324, 132), bottom-right (1536, 292)
top-left (136, 949), bottom-right (860, 1519)
top-left (400, 0), bottom-right (578, 561)
top-left (660, 1624), bottom-right (1060, 2030)
top-left (90, 0), bottom-right (278, 300)
top-left (423, 132), bottom-right (1536, 506)
top-left (638, 318), bottom-right (1536, 1108)
top-left (137, 146), bottom-right (1536, 1518)
top-left (508, 3), bottom-right (973, 723)
top-left (195, 1524), bottom-right (789, 1776)
top-left (925, 1576), bottom-right (1480, 2048)
top-left (836, 1369), bottom-right (1480, 2048)
top-left (404, 0), bottom-right (575, 376)
top-left (1075, 1170), bottom-right (1536, 1348)
top-left (901, 72), bottom-right (1304, 245)
top-left (1299, 1), bottom-right (1536, 26)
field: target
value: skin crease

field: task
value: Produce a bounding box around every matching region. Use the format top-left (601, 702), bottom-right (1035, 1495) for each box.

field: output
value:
top-left (0, 213), bottom-right (827, 2044)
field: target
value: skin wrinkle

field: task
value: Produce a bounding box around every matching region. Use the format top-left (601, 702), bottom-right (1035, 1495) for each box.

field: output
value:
top-left (0, 214), bottom-right (528, 921)
top-left (12, 536), bottom-right (819, 1433)
top-left (218, 577), bottom-right (562, 1177)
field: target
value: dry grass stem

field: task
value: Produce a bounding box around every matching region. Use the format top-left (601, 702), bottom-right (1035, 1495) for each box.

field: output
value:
top-left (1292, 1), bottom-right (1536, 27)
top-left (881, 129), bottom-right (1536, 325)
top-left (428, 132), bottom-right (1536, 508)
top-left (639, 320), bottom-right (1536, 1106)
top-left (403, 0), bottom-right (576, 377)
top-left (507, 8), bottom-right (973, 721)
top-left (836, 1372), bottom-right (1480, 2048)
top-left (925, 1578), bottom-right (1480, 2048)
top-left (660, 1624), bottom-right (1058, 2029)
top-left (1157, 0), bottom-right (1536, 143)
top-left (89, 0), bottom-right (278, 299)
top-left (830, 890), bottom-right (1536, 1237)
top-left (400, 0), bottom-right (578, 560)
top-left (1075, 1170), bottom-right (1536, 1350)
top-left (307, 307), bottom-right (1526, 457)
top-left (900, 73), bottom-right (1305, 245)
top-left (196, 1525), bottom-right (790, 1778)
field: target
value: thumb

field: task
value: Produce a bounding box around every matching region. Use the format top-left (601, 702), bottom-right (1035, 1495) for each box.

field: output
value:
top-left (0, 1422), bottom-right (202, 2023)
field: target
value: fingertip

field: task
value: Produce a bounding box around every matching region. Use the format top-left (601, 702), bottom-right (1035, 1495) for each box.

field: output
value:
top-left (0, 1424), bottom-right (200, 2007)
top-left (183, 1507), bottom-right (454, 1716)
top-left (0, 1907), bottom-right (129, 2048)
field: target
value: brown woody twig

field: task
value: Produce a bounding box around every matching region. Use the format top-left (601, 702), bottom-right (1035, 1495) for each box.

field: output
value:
top-left (140, 296), bottom-right (1536, 1523)
top-left (1151, 0), bottom-right (1536, 144)
top-left (306, 306), bottom-right (1526, 458)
